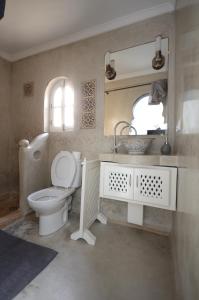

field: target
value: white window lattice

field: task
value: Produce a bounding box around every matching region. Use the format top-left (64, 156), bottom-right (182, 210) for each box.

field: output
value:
top-left (109, 172), bottom-right (128, 193)
top-left (44, 77), bottom-right (74, 133)
top-left (140, 174), bottom-right (163, 199)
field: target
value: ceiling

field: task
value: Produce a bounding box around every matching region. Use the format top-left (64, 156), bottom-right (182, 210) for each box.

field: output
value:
top-left (0, 0), bottom-right (176, 61)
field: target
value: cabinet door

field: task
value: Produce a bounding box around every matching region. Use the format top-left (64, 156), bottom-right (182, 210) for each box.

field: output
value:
top-left (134, 168), bottom-right (170, 208)
top-left (101, 164), bottom-right (134, 201)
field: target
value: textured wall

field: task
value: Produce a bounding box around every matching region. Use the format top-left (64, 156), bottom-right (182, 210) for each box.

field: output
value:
top-left (0, 57), bottom-right (14, 195)
top-left (11, 13), bottom-right (175, 232)
top-left (173, 1), bottom-right (199, 299)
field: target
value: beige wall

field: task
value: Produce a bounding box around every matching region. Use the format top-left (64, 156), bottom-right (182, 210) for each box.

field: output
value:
top-left (173, 1), bottom-right (199, 299)
top-left (10, 13), bottom-right (175, 232)
top-left (0, 57), bottom-right (14, 195)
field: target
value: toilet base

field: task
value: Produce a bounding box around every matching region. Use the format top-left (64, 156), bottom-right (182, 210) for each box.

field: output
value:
top-left (39, 202), bottom-right (68, 236)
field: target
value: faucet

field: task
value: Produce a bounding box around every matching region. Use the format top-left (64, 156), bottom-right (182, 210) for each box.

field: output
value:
top-left (113, 121), bottom-right (137, 153)
top-left (120, 125), bottom-right (137, 136)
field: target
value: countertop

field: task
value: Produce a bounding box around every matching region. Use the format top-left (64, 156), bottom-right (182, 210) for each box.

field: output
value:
top-left (99, 153), bottom-right (179, 167)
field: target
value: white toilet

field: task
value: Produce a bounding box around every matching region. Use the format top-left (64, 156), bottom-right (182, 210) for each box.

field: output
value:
top-left (27, 151), bottom-right (81, 236)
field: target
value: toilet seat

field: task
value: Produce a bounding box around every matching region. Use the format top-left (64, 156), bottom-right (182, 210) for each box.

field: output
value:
top-left (28, 187), bottom-right (75, 215)
top-left (28, 187), bottom-right (75, 202)
top-left (51, 151), bottom-right (76, 188)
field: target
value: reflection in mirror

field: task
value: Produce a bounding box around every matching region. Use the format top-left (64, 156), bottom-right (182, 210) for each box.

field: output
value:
top-left (132, 94), bottom-right (167, 135)
top-left (104, 38), bottom-right (169, 136)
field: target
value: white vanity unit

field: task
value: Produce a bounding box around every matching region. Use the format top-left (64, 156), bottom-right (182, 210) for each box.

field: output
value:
top-left (99, 154), bottom-right (178, 226)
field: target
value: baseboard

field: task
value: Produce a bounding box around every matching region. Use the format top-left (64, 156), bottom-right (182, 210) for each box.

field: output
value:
top-left (108, 218), bottom-right (170, 236)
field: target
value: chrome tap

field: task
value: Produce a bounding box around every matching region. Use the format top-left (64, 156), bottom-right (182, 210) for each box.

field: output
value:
top-left (113, 121), bottom-right (137, 153)
top-left (120, 125), bottom-right (137, 136)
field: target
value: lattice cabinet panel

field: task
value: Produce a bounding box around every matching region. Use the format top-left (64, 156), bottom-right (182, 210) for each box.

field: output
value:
top-left (134, 167), bottom-right (176, 209)
top-left (100, 163), bottom-right (177, 211)
top-left (100, 164), bottom-right (134, 201)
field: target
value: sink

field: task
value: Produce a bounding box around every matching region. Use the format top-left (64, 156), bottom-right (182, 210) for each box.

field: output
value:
top-left (123, 137), bottom-right (153, 155)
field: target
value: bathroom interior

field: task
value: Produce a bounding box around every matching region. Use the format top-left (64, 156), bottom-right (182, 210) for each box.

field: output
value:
top-left (0, 0), bottom-right (198, 299)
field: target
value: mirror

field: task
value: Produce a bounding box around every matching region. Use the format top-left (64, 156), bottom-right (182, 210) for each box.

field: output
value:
top-left (104, 38), bottom-right (169, 136)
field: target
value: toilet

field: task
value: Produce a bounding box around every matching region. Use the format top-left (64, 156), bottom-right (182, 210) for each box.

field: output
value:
top-left (27, 151), bottom-right (81, 236)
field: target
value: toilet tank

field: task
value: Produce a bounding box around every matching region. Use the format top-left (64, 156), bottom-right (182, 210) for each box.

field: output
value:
top-left (72, 152), bottom-right (82, 188)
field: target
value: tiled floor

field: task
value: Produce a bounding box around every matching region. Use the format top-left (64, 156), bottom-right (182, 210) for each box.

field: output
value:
top-left (6, 213), bottom-right (175, 300)
top-left (0, 192), bottom-right (19, 218)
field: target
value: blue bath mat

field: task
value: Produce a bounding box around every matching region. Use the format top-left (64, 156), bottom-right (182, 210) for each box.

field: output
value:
top-left (0, 230), bottom-right (57, 300)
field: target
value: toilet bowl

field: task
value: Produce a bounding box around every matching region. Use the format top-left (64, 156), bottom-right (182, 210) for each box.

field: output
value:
top-left (27, 151), bottom-right (81, 236)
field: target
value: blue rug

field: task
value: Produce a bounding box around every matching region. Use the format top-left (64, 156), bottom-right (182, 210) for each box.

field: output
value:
top-left (0, 230), bottom-right (57, 300)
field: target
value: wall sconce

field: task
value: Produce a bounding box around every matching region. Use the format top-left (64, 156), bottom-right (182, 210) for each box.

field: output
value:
top-left (152, 36), bottom-right (165, 70)
top-left (105, 52), bottom-right (116, 80)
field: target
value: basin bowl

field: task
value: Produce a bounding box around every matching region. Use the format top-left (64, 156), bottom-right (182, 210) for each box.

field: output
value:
top-left (124, 137), bottom-right (153, 155)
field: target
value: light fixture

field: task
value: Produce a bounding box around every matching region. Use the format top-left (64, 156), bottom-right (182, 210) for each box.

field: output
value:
top-left (105, 52), bottom-right (116, 80)
top-left (152, 36), bottom-right (165, 70)
top-left (0, 0), bottom-right (6, 19)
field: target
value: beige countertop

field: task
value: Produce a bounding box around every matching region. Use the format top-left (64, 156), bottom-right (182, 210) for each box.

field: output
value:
top-left (99, 153), bottom-right (179, 167)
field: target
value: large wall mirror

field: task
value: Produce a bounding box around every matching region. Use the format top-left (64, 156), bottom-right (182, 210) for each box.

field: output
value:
top-left (104, 38), bottom-right (169, 136)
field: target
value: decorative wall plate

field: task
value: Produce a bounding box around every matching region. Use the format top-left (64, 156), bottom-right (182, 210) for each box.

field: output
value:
top-left (80, 79), bottom-right (96, 129)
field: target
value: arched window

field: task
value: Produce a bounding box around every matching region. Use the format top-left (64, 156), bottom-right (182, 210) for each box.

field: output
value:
top-left (44, 77), bottom-right (74, 132)
top-left (131, 94), bottom-right (167, 135)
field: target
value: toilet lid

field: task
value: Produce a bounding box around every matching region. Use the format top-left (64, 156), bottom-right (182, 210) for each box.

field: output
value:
top-left (51, 151), bottom-right (76, 188)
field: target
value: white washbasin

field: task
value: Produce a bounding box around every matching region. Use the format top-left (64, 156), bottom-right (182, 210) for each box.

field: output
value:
top-left (123, 137), bottom-right (153, 155)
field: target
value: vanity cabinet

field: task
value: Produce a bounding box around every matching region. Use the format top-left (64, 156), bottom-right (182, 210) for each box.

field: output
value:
top-left (102, 164), bottom-right (134, 201)
top-left (100, 162), bottom-right (177, 211)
